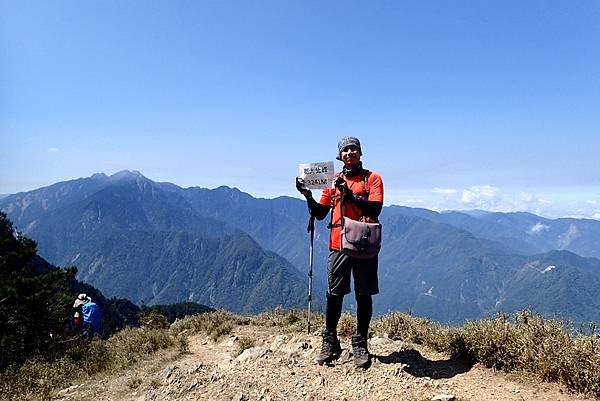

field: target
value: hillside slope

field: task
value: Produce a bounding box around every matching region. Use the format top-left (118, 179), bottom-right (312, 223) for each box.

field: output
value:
top-left (0, 172), bottom-right (321, 313)
top-left (3, 171), bottom-right (600, 323)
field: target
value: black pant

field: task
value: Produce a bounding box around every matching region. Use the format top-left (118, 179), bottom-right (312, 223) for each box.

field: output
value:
top-left (325, 292), bottom-right (373, 339)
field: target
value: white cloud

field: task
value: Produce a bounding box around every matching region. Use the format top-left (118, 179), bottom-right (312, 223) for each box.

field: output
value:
top-left (529, 222), bottom-right (550, 235)
top-left (431, 187), bottom-right (458, 195)
top-left (404, 198), bottom-right (426, 204)
top-left (460, 185), bottom-right (502, 208)
top-left (47, 147), bottom-right (60, 153)
top-left (403, 185), bottom-right (600, 220)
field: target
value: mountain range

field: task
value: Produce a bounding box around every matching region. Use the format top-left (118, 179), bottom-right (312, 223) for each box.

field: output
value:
top-left (2, 171), bottom-right (599, 323)
top-left (0, 171), bottom-right (319, 314)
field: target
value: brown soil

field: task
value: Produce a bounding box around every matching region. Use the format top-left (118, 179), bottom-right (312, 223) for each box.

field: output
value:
top-left (54, 324), bottom-right (596, 401)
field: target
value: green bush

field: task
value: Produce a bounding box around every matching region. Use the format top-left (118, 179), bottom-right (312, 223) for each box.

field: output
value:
top-left (372, 311), bottom-right (454, 352)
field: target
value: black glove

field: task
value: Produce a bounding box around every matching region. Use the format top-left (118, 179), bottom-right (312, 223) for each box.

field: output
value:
top-left (334, 176), bottom-right (351, 195)
top-left (295, 177), bottom-right (312, 197)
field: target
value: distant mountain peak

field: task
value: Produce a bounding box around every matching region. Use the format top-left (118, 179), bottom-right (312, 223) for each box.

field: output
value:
top-left (445, 209), bottom-right (493, 217)
top-left (110, 170), bottom-right (146, 179)
top-left (91, 173), bottom-right (108, 179)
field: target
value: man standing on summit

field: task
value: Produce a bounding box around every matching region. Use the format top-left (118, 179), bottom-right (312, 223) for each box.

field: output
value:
top-left (296, 136), bottom-right (384, 368)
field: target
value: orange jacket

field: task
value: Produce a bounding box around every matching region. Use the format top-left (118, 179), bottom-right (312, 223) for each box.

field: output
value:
top-left (319, 170), bottom-right (384, 251)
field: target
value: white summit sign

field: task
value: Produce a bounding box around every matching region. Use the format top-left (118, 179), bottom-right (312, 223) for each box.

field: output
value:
top-left (298, 161), bottom-right (335, 189)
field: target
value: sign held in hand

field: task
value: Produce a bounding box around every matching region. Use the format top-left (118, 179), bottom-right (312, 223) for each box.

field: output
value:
top-left (298, 161), bottom-right (335, 189)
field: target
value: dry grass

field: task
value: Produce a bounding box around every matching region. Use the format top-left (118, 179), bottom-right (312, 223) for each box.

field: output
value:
top-left (0, 327), bottom-right (176, 401)
top-left (372, 311), bottom-right (459, 352)
top-left (2, 308), bottom-right (599, 400)
top-left (251, 306), bottom-right (324, 334)
top-left (1, 310), bottom-right (244, 401)
top-left (458, 311), bottom-right (600, 396)
top-left (372, 310), bottom-right (600, 398)
top-left (235, 336), bottom-right (257, 356)
top-left (170, 309), bottom-right (245, 341)
top-left (337, 312), bottom-right (357, 337)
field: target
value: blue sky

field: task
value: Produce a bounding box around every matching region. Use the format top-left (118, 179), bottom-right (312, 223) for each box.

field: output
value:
top-left (1, 1), bottom-right (599, 219)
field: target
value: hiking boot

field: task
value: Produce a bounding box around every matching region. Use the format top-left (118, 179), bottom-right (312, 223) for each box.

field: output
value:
top-left (315, 331), bottom-right (342, 365)
top-left (351, 335), bottom-right (371, 369)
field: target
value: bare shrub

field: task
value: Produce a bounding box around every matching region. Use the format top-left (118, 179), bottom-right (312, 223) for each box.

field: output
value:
top-left (337, 313), bottom-right (357, 338)
top-left (171, 309), bottom-right (242, 341)
top-left (251, 307), bottom-right (324, 334)
top-left (372, 312), bottom-right (452, 351)
top-left (0, 327), bottom-right (175, 401)
top-left (105, 327), bottom-right (174, 369)
top-left (138, 310), bottom-right (170, 330)
top-left (373, 310), bottom-right (600, 398)
top-left (235, 336), bottom-right (257, 356)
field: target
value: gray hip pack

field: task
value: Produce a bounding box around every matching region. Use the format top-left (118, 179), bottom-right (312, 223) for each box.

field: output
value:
top-left (336, 171), bottom-right (382, 259)
top-left (341, 215), bottom-right (382, 259)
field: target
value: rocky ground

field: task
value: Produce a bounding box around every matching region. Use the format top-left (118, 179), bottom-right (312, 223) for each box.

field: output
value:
top-left (55, 324), bottom-right (596, 401)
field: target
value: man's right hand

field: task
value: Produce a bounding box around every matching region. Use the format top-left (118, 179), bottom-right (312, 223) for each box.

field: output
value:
top-left (295, 177), bottom-right (312, 198)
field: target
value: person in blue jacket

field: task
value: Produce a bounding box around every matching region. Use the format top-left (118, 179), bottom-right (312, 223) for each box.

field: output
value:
top-left (73, 294), bottom-right (101, 337)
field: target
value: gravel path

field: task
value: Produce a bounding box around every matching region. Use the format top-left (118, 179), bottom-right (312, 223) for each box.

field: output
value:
top-left (56, 324), bottom-right (596, 401)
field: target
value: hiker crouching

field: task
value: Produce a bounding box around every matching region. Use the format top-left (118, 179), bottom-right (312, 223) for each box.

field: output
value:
top-left (296, 136), bottom-right (384, 369)
top-left (72, 293), bottom-right (102, 338)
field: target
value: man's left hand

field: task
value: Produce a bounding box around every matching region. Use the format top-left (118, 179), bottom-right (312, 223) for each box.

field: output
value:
top-left (335, 177), bottom-right (351, 195)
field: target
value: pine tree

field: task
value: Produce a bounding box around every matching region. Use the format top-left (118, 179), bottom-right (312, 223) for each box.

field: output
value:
top-left (0, 212), bottom-right (75, 370)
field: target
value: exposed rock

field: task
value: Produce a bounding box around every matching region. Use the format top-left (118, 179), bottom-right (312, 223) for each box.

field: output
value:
top-left (231, 392), bottom-right (247, 401)
top-left (220, 335), bottom-right (239, 347)
top-left (281, 341), bottom-right (312, 358)
top-left (369, 336), bottom-right (394, 347)
top-left (236, 346), bottom-right (268, 362)
top-left (157, 365), bottom-right (178, 383)
top-left (269, 335), bottom-right (288, 352)
top-left (431, 394), bottom-right (456, 401)
top-left (57, 384), bottom-right (83, 395)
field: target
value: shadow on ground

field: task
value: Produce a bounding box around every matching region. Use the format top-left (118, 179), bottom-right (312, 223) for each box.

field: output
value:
top-left (375, 348), bottom-right (472, 379)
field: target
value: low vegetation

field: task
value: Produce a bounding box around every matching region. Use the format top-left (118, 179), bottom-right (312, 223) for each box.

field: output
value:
top-left (250, 306), bottom-right (323, 333)
top-left (170, 309), bottom-right (246, 341)
top-left (372, 310), bottom-right (600, 397)
top-left (235, 335), bottom-right (257, 356)
top-left (0, 327), bottom-right (176, 401)
top-left (1, 307), bottom-right (599, 400)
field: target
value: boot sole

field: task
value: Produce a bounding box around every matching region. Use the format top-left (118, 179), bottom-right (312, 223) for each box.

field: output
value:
top-left (353, 359), bottom-right (371, 369)
top-left (352, 352), bottom-right (371, 369)
top-left (315, 352), bottom-right (342, 365)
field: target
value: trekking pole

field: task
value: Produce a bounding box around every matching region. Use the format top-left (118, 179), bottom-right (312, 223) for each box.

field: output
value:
top-left (307, 215), bottom-right (315, 335)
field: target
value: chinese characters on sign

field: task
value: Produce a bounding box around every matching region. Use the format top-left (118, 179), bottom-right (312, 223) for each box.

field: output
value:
top-left (298, 161), bottom-right (335, 189)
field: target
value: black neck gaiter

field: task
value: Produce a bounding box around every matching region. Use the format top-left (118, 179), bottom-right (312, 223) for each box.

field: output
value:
top-left (342, 161), bottom-right (364, 177)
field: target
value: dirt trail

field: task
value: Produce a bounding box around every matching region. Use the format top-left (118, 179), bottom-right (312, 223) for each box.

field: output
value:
top-left (56, 324), bottom-right (595, 401)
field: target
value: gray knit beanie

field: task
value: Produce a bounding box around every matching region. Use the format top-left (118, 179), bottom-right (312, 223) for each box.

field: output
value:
top-left (336, 136), bottom-right (362, 161)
